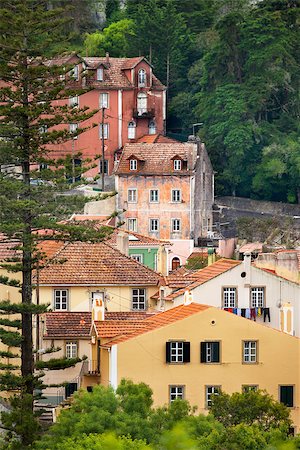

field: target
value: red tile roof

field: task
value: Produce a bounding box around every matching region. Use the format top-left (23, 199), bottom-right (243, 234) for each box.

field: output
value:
top-left (106, 228), bottom-right (170, 247)
top-left (115, 143), bottom-right (197, 175)
top-left (0, 234), bottom-right (20, 261)
top-left (38, 241), bottom-right (161, 286)
top-left (137, 134), bottom-right (179, 144)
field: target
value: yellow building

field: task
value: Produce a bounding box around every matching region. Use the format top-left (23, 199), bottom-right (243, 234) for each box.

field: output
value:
top-left (90, 301), bottom-right (300, 431)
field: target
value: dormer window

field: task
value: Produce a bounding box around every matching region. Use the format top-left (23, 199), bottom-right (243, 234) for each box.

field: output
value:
top-left (138, 69), bottom-right (146, 87)
top-left (130, 159), bottom-right (137, 171)
top-left (128, 121), bottom-right (136, 139)
top-left (174, 159), bottom-right (182, 171)
top-left (69, 96), bottom-right (79, 108)
top-left (97, 67), bottom-right (104, 81)
top-left (149, 120), bottom-right (156, 135)
top-left (72, 65), bottom-right (79, 81)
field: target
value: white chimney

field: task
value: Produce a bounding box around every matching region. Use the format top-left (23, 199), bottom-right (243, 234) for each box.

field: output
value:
top-left (183, 290), bottom-right (193, 305)
top-left (116, 231), bottom-right (129, 256)
top-left (243, 251), bottom-right (251, 286)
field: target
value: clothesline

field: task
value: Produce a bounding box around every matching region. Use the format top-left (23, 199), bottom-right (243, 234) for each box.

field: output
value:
top-left (223, 307), bottom-right (271, 322)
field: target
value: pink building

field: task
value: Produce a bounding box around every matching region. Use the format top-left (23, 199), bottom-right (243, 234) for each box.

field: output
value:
top-left (46, 53), bottom-right (166, 175)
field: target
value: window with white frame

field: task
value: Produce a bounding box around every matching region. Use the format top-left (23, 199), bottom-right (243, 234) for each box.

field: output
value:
top-left (223, 287), bottom-right (237, 308)
top-left (131, 254), bottom-right (143, 263)
top-left (138, 68), bottom-right (146, 87)
top-left (166, 341), bottom-right (190, 364)
top-left (171, 189), bottom-right (181, 203)
top-left (149, 218), bottom-right (159, 232)
top-left (91, 291), bottom-right (104, 309)
top-left (242, 385), bottom-right (258, 393)
top-left (128, 188), bottom-right (137, 203)
top-left (132, 288), bottom-right (146, 310)
top-left (171, 218), bottom-right (181, 232)
top-left (149, 189), bottom-right (159, 203)
top-left (200, 342), bottom-right (220, 363)
top-left (69, 96), bottom-right (79, 108)
top-left (54, 289), bottom-right (69, 310)
top-left (66, 341), bottom-right (77, 359)
top-left (170, 386), bottom-right (184, 402)
top-left (173, 159), bottom-right (182, 170)
top-left (72, 65), bottom-right (79, 80)
top-left (243, 341), bottom-right (257, 363)
top-left (130, 159), bottom-right (137, 170)
top-left (39, 125), bottom-right (48, 134)
top-left (149, 120), bottom-right (156, 135)
top-left (127, 218), bottom-right (137, 232)
top-left (137, 92), bottom-right (147, 114)
top-left (128, 121), bottom-right (136, 139)
top-left (250, 287), bottom-right (265, 308)
top-left (69, 123), bottom-right (78, 139)
top-left (170, 341), bottom-right (183, 363)
top-left (97, 67), bottom-right (104, 81)
top-left (99, 123), bottom-right (109, 139)
top-left (99, 93), bottom-right (109, 109)
top-left (206, 386), bottom-right (220, 408)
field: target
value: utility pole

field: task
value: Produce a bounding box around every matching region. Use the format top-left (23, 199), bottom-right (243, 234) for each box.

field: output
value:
top-left (101, 106), bottom-right (106, 192)
top-left (35, 262), bottom-right (40, 361)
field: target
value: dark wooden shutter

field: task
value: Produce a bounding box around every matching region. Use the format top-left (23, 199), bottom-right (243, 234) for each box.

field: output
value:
top-left (212, 342), bottom-right (220, 363)
top-left (183, 342), bottom-right (190, 363)
top-left (166, 342), bottom-right (171, 363)
top-left (280, 386), bottom-right (293, 407)
top-left (200, 342), bottom-right (207, 363)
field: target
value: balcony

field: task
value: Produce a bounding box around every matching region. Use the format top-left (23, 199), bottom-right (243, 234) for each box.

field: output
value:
top-left (133, 108), bottom-right (155, 119)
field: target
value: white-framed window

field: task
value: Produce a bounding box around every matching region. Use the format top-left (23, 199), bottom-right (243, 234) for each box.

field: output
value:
top-left (99, 92), bottom-right (109, 109)
top-left (132, 288), bottom-right (146, 310)
top-left (149, 218), bottom-right (159, 232)
top-left (131, 254), bottom-right (143, 263)
top-left (243, 341), bottom-right (257, 363)
top-left (242, 385), bottom-right (258, 393)
top-left (128, 121), bottom-right (136, 139)
top-left (97, 67), bottom-right (104, 81)
top-left (138, 68), bottom-right (146, 87)
top-left (130, 159), bottom-right (137, 170)
top-left (149, 120), bottom-right (156, 135)
top-left (72, 65), bottom-right (79, 81)
top-left (99, 159), bottom-right (109, 175)
top-left (170, 341), bottom-right (184, 363)
top-left (99, 123), bottom-right (109, 139)
top-left (170, 386), bottom-right (184, 402)
top-left (66, 341), bottom-right (77, 359)
top-left (206, 386), bottom-right (220, 408)
top-left (128, 218), bottom-right (137, 232)
top-left (149, 189), bottom-right (159, 203)
top-left (54, 289), bottom-right (69, 311)
top-left (251, 287), bottom-right (265, 308)
top-left (69, 123), bottom-right (78, 139)
top-left (223, 287), bottom-right (237, 308)
top-left (91, 291), bottom-right (104, 309)
top-left (200, 342), bottom-right (220, 363)
top-left (137, 92), bottom-right (147, 115)
top-left (69, 96), bottom-right (79, 108)
top-left (171, 218), bottom-right (181, 232)
top-left (128, 188), bottom-right (137, 203)
top-left (173, 159), bottom-right (182, 171)
top-left (171, 189), bottom-right (181, 203)
top-left (39, 125), bottom-right (48, 134)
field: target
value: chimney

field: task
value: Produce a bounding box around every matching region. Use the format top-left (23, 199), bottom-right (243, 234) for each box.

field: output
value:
top-left (207, 248), bottom-right (215, 266)
top-left (243, 251), bottom-right (251, 285)
top-left (106, 52), bottom-right (110, 65)
top-left (92, 297), bottom-right (105, 322)
top-left (116, 231), bottom-right (129, 256)
top-left (183, 290), bottom-right (193, 305)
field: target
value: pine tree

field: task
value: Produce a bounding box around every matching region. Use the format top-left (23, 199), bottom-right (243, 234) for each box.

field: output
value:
top-left (0, 1), bottom-right (110, 447)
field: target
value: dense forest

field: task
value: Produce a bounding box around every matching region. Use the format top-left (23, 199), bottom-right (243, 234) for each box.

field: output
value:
top-left (57, 0), bottom-right (300, 203)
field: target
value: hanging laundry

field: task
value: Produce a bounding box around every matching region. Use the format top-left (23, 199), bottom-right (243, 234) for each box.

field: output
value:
top-left (263, 308), bottom-right (271, 322)
top-left (250, 308), bottom-right (256, 321)
top-left (241, 309), bottom-right (246, 318)
top-left (237, 308), bottom-right (241, 316)
top-left (245, 309), bottom-right (251, 319)
top-left (233, 308), bottom-right (237, 315)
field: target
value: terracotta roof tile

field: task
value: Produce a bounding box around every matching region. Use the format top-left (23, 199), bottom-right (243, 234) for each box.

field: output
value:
top-left (239, 242), bottom-right (263, 253)
top-left (94, 320), bottom-right (149, 338)
top-left (106, 228), bottom-right (170, 247)
top-left (136, 134), bottom-right (179, 144)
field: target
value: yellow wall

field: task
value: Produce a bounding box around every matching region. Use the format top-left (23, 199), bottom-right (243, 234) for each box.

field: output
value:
top-left (108, 307), bottom-right (300, 430)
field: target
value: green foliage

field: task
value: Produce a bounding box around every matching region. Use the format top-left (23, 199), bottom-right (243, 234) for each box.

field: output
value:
top-left (35, 357), bottom-right (81, 370)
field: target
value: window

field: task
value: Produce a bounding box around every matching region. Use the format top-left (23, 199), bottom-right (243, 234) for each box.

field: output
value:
top-left (91, 291), bottom-right (104, 309)
top-left (39, 125), bottom-right (48, 134)
top-left (72, 65), bottom-right (79, 80)
top-left (138, 68), bottom-right (146, 87)
top-left (166, 341), bottom-right (190, 363)
top-left (200, 342), bottom-right (220, 363)
top-left (171, 189), bottom-right (181, 203)
top-left (99, 93), bottom-right (109, 109)
top-left (128, 188), bottom-right (137, 203)
top-left (97, 67), bottom-right (103, 81)
top-left (243, 341), bottom-right (257, 363)
top-left (99, 123), bottom-right (109, 139)
top-left (130, 159), bottom-right (137, 171)
top-left (149, 218), bottom-right (159, 232)
top-left (280, 386), bottom-right (294, 407)
top-left (223, 287), bottom-right (237, 308)
top-left (171, 219), bottom-right (181, 232)
top-left (149, 189), bottom-right (159, 203)
top-left (242, 385), bottom-right (258, 393)
top-left (137, 92), bottom-right (147, 114)
top-left (171, 257), bottom-right (181, 271)
top-left (99, 159), bottom-right (109, 175)
top-left (128, 218), bottom-right (137, 232)
top-left (66, 341), bottom-right (77, 359)
top-left (173, 160), bottom-right (182, 171)
top-left (69, 123), bottom-right (78, 139)
top-left (131, 254), bottom-right (143, 263)
top-left (54, 289), bottom-right (68, 310)
top-left (132, 288), bottom-right (146, 310)
top-left (251, 287), bottom-right (265, 308)
top-left (206, 386), bottom-right (220, 408)
top-left (149, 120), bottom-right (156, 135)
top-left (69, 96), bottom-right (79, 108)
top-left (128, 121), bottom-right (136, 139)
top-left (170, 386), bottom-right (184, 402)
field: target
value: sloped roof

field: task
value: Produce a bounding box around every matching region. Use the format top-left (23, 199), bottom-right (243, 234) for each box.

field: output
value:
top-left (239, 242), bottom-right (263, 253)
top-left (106, 228), bottom-right (170, 247)
top-left (137, 134), bottom-right (180, 144)
top-left (38, 241), bottom-right (161, 286)
top-left (0, 234), bottom-right (20, 261)
top-left (115, 143), bottom-right (197, 175)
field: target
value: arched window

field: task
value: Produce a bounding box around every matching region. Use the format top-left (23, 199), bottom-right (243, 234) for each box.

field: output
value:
top-left (149, 120), bottom-right (156, 135)
top-left (137, 92), bottom-right (147, 115)
top-left (128, 121), bottom-right (136, 139)
top-left (171, 257), bottom-right (181, 271)
top-left (138, 69), bottom-right (146, 87)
